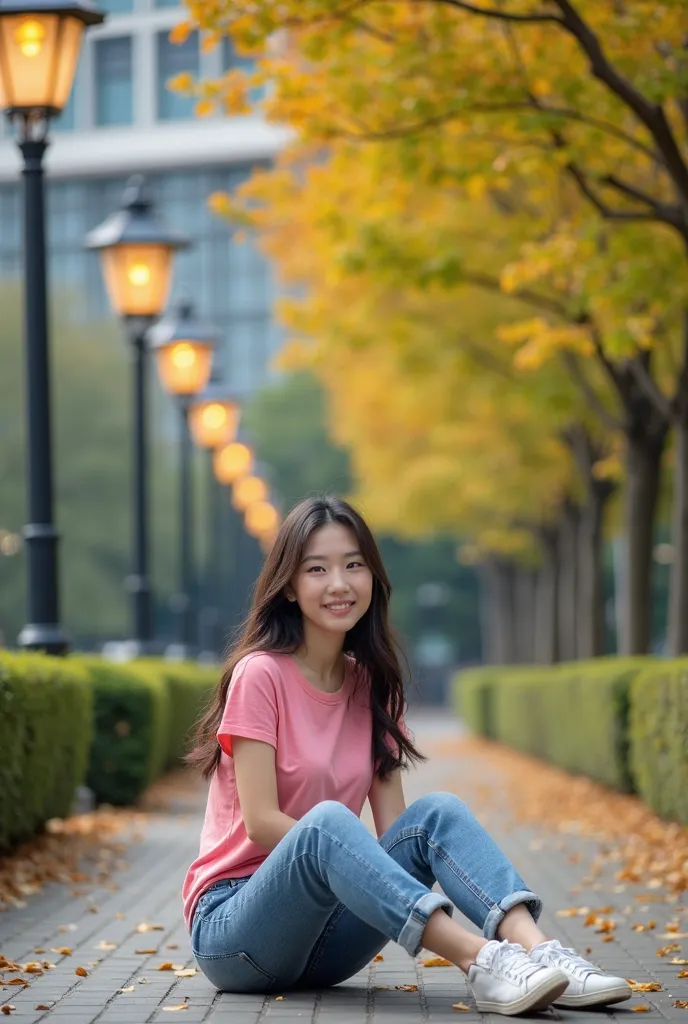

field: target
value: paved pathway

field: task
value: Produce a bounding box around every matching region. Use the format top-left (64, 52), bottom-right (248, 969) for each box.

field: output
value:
top-left (1, 711), bottom-right (686, 1022)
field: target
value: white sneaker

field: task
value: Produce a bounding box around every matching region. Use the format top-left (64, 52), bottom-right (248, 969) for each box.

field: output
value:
top-left (529, 939), bottom-right (631, 1007)
top-left (467, 940), bottom-right (569, 1015)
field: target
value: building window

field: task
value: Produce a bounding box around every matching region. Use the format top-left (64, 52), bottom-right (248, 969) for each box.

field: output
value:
top-left (154, 0), bottom-right (180, 7)
top-left (222, 37), bottom-right (264, 103)
top-left (96, 37), bottom-right (133, 126)
top-left (157, 31), bottom-right (199, 120)
top-left (98, 0), bottom-right (134, 12)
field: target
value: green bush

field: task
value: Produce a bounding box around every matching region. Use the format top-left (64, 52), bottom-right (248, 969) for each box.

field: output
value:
top-left (630, 660), bottom-right (688, 824)
top-left (454, 658), bottom-right (649, 794)
top-left (79, 657), bottom-right (171, 806)
top-left (157, 663), bottom-right (217, 768)
top-left (78, 657), bottom-right (218, 806)
top-left (0, 651), bottom-right (93, 851)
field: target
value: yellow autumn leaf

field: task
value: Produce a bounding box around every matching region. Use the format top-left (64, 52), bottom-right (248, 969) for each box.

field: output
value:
top-left (168, 21), bottom-right (191, 45)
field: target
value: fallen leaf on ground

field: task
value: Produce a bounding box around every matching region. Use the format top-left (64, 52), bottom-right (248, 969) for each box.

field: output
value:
top-left (373, 954), bottom-right (384, 962)
top-left (156, 962), bottom-right (175, 971)
top-left (1, 1005), bottom-right (15, 1015)
top-left (75, 966), bottom-right (88, 977)
top-left (50, 947), bottom-right (72, 955)
top-left (395, 984), bottom-right (418, 991)
top-left (166, 944), bottom-right (179, 950)
top-left (632, 1006), bottom-right (650, 1012)
top-left (628, 981), bottom-right (662, 992)
top-left (7, 979), bottom-right (28, 988)
top-left (673, 959), bottom-right (688, 965)
top-left (556, 908), bottom-right (580, 917)
top-left (115, 913), bottom-right (125, 920)
top-left (95, 941), bottom-right (117, 951)
top-left (162, 1003), bottom-right (189, 1012)
top-left (135, 948), bottom-right (158, 955)
top-left (35, 1005), bottom-right (52, 1011)
top-left (24, 963), bottom-right (43, 974)
top-left (174, 969), bottom-right (197, 978)
top-left (275, 996), bottom-right (285, 1001)
top-left (375, 985), bottom-right (390, 990)
top-left (452, 1003), bottom-right (470, 1012)
top-left (57, 925), bottom-right (77, 933)
top-left (658, 945), bottom-right (682, 957)
top-left (135, 923), bottom-right (164, 933)
top-left (423, 957), bottom-right (453, 967)
top-left (660, 933), bottom-right (688, 940)
top-left (33, 949), bottom-right (45, 954)
top-left (633, 923), bottom-right (656, 931)
top-left (602, 935), bottom-right (615, 943)
top-left (119, 986), bottom-right (134, 993)
top-left (673, 1001), bottom-right (688, 1009)
top-left (678, 971), bottom-right (688, 978)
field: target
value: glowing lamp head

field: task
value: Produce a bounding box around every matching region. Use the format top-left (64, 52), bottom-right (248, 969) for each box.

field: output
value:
top-left (213, 441), bottom-right (252, 485)
top-left (232, 474), bottom-right (269, 512)
top-left (0, 1), bottom-right (104, 116)
top-left (189, 395), bottom-right (240, 449)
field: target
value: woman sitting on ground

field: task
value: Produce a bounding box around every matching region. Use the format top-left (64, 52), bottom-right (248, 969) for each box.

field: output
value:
top-left (182, 495), bottom-right (630, 1016)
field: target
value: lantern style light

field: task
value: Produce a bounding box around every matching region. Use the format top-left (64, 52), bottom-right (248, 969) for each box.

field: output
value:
top-left (232, 474), bottom-right (269, 512)
top-left (85, 176), bottom-right (189, 318)
top-left (189, 382), bottom-right (240, 450)
top-left (245, 500), bottom-right (279, 539)
top-left (214, 441), bottom-right (252, 486)
top-left (0, 0), bottom-right (104, 117)
top-left (148, 299), bottom-right (215, 398)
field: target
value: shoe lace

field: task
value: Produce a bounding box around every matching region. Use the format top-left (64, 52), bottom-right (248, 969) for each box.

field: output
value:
top-left (493, 942), bottom-right (545, 983)
top-left (539, 944), bottom-right (599, 978)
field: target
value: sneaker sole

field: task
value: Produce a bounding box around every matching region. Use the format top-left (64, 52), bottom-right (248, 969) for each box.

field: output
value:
top-left (555, 985), bottom-right (632, 1008)
top-left (475, 970), bottom-right (569, 1016)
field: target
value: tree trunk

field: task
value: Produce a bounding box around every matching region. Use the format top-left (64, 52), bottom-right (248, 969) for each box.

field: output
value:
top-left (481, 559), bottom-right (517, 664)
top-left (668, 410), bottom-right (688, 655)
top-left (514, 568), bottom-right (536, 663)
top-left (557, 502), bottom-right (579, 662)
top-left (577, 479), bottom-right (615, 659)
top-left (534, 528), bottom-right (558, 665)
top-left (620, 432), bottom-right (666, 654)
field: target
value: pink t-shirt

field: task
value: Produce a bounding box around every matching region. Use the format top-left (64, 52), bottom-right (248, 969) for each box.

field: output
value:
top-left (182, 651), bottom-right (375, 930)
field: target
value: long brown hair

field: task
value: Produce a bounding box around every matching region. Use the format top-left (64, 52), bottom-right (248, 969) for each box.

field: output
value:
top-left (187, 495), bottom-right (426, 779)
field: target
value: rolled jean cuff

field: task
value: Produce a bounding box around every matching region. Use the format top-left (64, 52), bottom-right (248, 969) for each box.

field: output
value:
top-left (397, 892), bottom-right (454, 957)
top-left (483, 889), bottom-right (543, 940)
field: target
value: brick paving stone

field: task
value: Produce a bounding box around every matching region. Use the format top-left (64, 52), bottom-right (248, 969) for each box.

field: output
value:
top-left (2, 710), bottom-right (687, 1022)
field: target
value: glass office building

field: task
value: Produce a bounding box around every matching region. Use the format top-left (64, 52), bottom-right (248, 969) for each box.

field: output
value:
top-left (0, 0), bottom-right (287, 394)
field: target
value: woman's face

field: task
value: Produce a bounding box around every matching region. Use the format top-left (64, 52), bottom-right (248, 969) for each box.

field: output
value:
top-left (288, 523), bottom-right (374, 637)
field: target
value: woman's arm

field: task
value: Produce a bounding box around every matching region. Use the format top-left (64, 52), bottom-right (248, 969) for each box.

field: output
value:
top-left (368, 769), bottom-right (407, 840)
top-left (233, 737), bottom-right (296, 849)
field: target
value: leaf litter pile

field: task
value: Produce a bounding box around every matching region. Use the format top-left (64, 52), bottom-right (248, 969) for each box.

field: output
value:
top-left (437, 735), bottom-right (688, 1009)
top-left (0, 808), bottom-right (145, 912)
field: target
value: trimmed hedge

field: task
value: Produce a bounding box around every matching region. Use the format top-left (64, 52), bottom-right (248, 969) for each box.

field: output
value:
top-left (79, 657), bottom-right (218, 806)
top-left (0, 651), bottom-right (93, 851)
top-left (79, 657), bottom-right (172, 807)
top-left (455, 657), bottom-right (688, 824)
top-left (630, 661), bottom-right (688, 825)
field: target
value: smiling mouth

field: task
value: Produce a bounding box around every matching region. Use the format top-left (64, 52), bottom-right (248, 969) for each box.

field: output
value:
top-left (324, 601), bottom-right (355, 611)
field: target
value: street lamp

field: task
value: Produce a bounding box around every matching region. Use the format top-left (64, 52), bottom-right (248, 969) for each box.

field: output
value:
top-left (189, 379), bottom-right (240, 662)
top-left (213, 440), bottom-right (253, 487)
top-left (149, 299), bottom-right (215, 660)
top-left (245, 500), bottom-right (280, 540)
top-left (0, 0), bottom-right (105, 653)
top-left (232, 473), bottom-right (269, 512)
top-left (85, 176), bottom-right (190, 653)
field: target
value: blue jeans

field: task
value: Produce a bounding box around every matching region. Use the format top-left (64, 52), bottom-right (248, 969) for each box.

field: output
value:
top-left (190, 792), bottom-right (541, 993)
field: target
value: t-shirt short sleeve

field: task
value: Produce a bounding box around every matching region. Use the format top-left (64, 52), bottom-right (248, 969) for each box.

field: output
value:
top-left (217, 654), bottom-right (279, 757)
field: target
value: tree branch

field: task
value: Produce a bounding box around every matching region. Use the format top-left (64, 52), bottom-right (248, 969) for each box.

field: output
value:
top-left (601, 174), bottom-right (685, 229)
top-left (459, 269), bottom-right (572, 318)
top-left (625, 355), bottom-right (674, 421)
top-left (560, 351), bottom-right (624, 431)
top-left (551, 0), bottom-right (688, 208)
top-left (566, 160), bottom-right (664, 224)
top-left (418, 0), bottom-right (562, 23)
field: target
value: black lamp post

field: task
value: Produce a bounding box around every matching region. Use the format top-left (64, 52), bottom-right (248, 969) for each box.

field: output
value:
top-left (188, 378), bottom-right (240, 662)
top-left (0, 0), bottom-right (105, 653)
top-left (148, 299), bottom-right (215, 661)
top-left (84, 177), bottom-right (190, 654)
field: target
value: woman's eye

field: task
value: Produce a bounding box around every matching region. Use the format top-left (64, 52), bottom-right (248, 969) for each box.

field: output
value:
top-left (348, 561), bottom-right (364, 569)
top-left (307, 566), bottom-right (325, 573)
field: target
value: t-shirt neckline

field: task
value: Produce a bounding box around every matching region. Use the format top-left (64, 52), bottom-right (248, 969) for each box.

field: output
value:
top-left (286, 654), bottom-right (351, 705)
